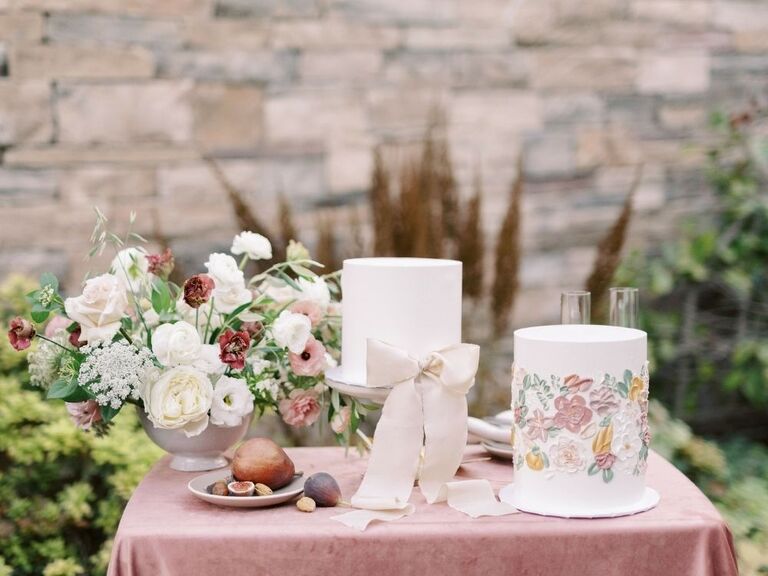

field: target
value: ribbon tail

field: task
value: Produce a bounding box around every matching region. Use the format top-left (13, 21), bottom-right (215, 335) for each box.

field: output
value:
top-left (350, 379), bottom-right (423, 510)
top-left (418, 374), bottom-right (470, 504)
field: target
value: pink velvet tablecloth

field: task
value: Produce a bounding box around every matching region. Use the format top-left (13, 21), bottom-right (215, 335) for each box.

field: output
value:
top-left (108, 446), bottom-right (738, 576)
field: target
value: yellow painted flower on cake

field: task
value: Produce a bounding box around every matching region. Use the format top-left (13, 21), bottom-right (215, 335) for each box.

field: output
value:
top-left (592, 423), bottom-right (614, 454)
top-left (629, 375), bottom-right (645, 401)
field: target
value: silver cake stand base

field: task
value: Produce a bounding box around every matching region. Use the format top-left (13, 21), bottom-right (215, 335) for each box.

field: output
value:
top-left (325, 367), bottom-right (391, 404)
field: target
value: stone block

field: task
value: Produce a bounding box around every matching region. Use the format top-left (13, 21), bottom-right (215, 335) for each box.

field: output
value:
top-left (157, 50), bottom-right (294, 83)
top-left (630, 1), bottom-right (712, 27)
top-left (576, 126), bottom-right (642, 169)
top-left (658, 102), bottom-right (707, 131)
top-left (384, 50), bottom-right (528, 87)
top-left (542, 93), bottom-right (605, 125)
top-left (9, 0), bottom-right (207, 18)
top-left (510, 0), bottom-right (557, 46)
top-left (713, 0), bottom-right (768, 32)
top-left (300, 50), bottom-right (383, 85)
top-left (637, 51), bottom-right (710, 93)
top-left (404, 26), bottom-right (511, 50)
top-left (192, 84), bottom-right (264, 151)
top-left (60, 167), bottom-right (155, 203)
top-left (366, 86), bottom-right (450, 139)
top-left (522, 134), bottom-right (578, 179)
top-left (214, 0), bottom-right (320, 18)
top-left (734, 31), bottom-right (768, 53)
top-left (336, 0), bottom-right (459, 25)
top-left (46, 13), bottom-right (181, 48)
top-left (0, 11), bottom-right (44, 44)
top-left (4, 145), bottom-right (199, 167)
top-left (271, 19), bottom-right (401, 49)
top-left (13, 45), bottom-right (154, 79)
top-left (531, 48), bottom-right (637, 91)
top-left (264, 90), bottom-right (367, 146)
top-left (183, 19), bottom-right (271, 50)
top-left (326, 141), bottom-right (374, 194)
top-left (56, 82), bottom-right (193, 144)
top-left (0, 80), bottom-right (52, 146)
top-left (0, 168), bottom-right (57, 204)
top-left (0, 249), bottom-right (69, 284)
top-left (554, 0), bottom-right (627, 21)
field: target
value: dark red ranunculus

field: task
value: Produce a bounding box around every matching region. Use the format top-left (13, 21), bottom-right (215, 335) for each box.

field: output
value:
top-left (147, 248), bottom-right (175, 279)
top-left (68, 325), bottom-right (84, 348)
top-left (8, 316), bottom-right (35, 351)
top-left (183, 274), bottom-right (215, 309)
top-left (219, 329), bottom-right (250, 370)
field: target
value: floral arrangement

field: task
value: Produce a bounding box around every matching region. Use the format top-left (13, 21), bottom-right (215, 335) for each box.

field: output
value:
top-left (7, 211), bottom-right (359, 441)
top-left (512, 363), bottom-right (651, 482)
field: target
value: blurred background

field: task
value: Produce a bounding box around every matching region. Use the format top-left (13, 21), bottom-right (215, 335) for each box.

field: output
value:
top-left (1, 0), bottom-right (767, 574)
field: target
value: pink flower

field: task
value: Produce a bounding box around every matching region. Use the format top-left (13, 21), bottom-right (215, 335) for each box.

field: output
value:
top-left (563, 374), bottom-right (593, 392)
top-left (289, 300), bottom-right (323, 327)
top-left (525, 409), bottom-right (554, 442)
top-left (147, 248), bottom-right (175, 279)
top-left (288, 335), bottom-right (326, 377)
top-left (183, 274), bottom-right (215, 309)
top-left (331, 405), bottom-right (352, 434)
top-left (589, 387), bottom-right (620, 417)
top-left (279, 388), bottom-right (321, 427)
top-left (8, 316), bottom-right (35, 351)
top-left (240, 321), bottom-right (263, 339)
top-left (66, 400), bottom-right (102, 431)
top-left (45, 316), bottom-right (71, 337)
top-left (553, 395), bottom-right (593, 434)
top-left (595, 451), bottom-right (615, 470)
top-left (218, 329), bottom-right (251, 371)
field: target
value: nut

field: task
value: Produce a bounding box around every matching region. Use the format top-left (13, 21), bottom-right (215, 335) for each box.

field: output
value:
top-left (296, 496), bottom-right (316, 513)
top-left (211, 481), bottom-right (229, 496)
top-left (255, 483), bottom-right (273, 496)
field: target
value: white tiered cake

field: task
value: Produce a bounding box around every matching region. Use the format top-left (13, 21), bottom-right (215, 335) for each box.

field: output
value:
top-left (503, 324), bottom-right (658, 517)
top-left (327, 257), bottom-right (462, 388)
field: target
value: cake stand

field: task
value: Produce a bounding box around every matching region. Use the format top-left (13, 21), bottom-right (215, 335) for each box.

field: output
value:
top-left (325, 367), bottom-right (390, 404)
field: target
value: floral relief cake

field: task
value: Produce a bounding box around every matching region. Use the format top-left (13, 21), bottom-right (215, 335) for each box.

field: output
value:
top-left (506, 324), bottom-right (657, 517)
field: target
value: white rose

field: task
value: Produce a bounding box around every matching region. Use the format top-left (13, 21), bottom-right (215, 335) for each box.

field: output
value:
top-left (209, 375), bottom-right (254, 427)
top-left (204, 253), bottom-right (252, 314)
top-left (296, 277), bottom-right (331, 310)
top-left (231, 231), bottom-right (272, 261)
top-left (144, 366), bottom-right (213, 437)
top-left (247, 357), bottom-right (273, 375)
top-left (152, 321), bottom-right (203, 367)
top-left (272, 310), bottom-right (311, 354)
top-left (64, 274), bottom-right (129, 344)
top-left (111, 247), bottom-right (149, 293)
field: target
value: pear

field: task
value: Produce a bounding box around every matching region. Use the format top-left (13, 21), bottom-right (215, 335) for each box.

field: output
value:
top-left (231, 438), bottom-right (295, 489)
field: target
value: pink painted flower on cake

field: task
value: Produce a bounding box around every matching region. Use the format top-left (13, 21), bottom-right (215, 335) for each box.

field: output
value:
top-left (548, 437), bottom-right (586, 473)
top-left (552, 395), bottom-right (593, 433)
top-left (525, 409), bottom-right (554, 442)
top-left (594, 451), bottom-right (615, 470)
top-left (563, 374), bottom-right (593, 393)
top-left (279, 388), bottom-right (321, 427)
top-left (289, 336), bottom-right (326, 377)
top-left (589, 386), bottom-right (620, 417)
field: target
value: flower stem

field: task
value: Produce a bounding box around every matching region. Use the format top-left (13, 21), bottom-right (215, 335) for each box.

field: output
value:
top-left (35, 334), bottom-right (78, 356)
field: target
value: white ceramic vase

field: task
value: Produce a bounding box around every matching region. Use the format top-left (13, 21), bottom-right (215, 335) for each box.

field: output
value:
top-left (137, 406), bottom-right (253, 472)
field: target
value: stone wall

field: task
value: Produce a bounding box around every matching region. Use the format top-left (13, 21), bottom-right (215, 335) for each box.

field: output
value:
top-left (0, 0), bottom-right (766, 327)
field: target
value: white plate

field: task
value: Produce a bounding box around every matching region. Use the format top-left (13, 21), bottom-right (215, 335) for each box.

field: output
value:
top-left (498, 484), bottom-right (660, 518)
top-left (482, 441), bottom-right (515, 460)
top-left (325, 374), bottom-right (391, 404)
top-left (188, 470), bottom-right (306, 508)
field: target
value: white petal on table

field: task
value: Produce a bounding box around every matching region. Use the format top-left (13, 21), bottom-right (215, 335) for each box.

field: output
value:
top-left (445, 480), bottom-right (518, 518)
top-left (331, 504), bottom-right (415, 531)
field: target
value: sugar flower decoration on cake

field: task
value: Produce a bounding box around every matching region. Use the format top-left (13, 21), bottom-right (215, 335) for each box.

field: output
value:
top-left (549, 437), bottom-right (586, 474)
top-left (589, 386), bottom-right (620, 417)
top-left (563, 374), bottom-right (593, 393)
top-left (525, 409), bottom-right (554, 442)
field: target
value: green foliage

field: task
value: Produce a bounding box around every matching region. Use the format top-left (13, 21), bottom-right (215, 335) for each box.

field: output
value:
top-left (617, 104), bottom-right (768, 412)
top-left (0, 277), bottom-right (162, 576)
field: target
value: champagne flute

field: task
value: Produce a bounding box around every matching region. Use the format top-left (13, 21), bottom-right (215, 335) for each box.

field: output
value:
top-left (609, 287), bottom-right (639, 328)
top-left (561, 290), bottom-right (591, 324)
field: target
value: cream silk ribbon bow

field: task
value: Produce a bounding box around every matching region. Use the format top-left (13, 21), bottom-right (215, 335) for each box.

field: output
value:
top-left (352, 339), bottom-right (480, 508)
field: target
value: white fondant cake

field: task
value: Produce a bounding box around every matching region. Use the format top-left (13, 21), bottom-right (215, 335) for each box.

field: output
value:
top-left (509, 325), bottom-right (652, 517)
top-left (327, 257), bottom-right (462, 387)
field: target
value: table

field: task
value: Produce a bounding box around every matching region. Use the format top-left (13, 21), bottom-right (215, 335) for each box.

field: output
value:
top-left (108, 446), bottom-right (738, 576)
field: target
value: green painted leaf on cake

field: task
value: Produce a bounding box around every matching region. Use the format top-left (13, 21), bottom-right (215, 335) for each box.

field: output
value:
top-left (588, 462), bottom-right (600, 476)
top-left (602, 468), bottom-right (614, 483)
top-left (623, 369), bottom-right (633, 385)
top-left (523, 375), bottom-right (532, 389)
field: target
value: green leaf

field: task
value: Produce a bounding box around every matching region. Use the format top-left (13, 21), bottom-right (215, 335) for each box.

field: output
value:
top-left (100, 405), bottom-right (120, 422)
top-left (331, 389), bottom-right (341, 412)
top-left (47, 378), bottom-right (92, 402)
top-left (588, 462), bottom-right (600, 476)
top-left (276, 270), bottom-right (302, 291)
top-left (31, 308), bottom-right (50, 323)
top-left (40, 272), bottom-right (59, 291)
top-left (602, 468), bottom-right (614, 483)
top-left (151, 278), bottom-right (172, 314)
top-left (290, 264), bottom-right (316, 280)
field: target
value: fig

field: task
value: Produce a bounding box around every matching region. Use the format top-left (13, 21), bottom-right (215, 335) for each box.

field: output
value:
top-left (228, 481), bottom-right (255, 496)
top-left (232, 438), bottom-right (295, 490)
top-left (303, 472), bottom-right (341, 507)
top-left (210, 480), bottom-right (229, 496)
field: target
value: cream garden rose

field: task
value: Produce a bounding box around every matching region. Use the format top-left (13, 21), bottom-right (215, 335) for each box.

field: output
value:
top-left (272, 310), bottom-right (311, 354)
top-left (144, 366), bottom-right (213, 437)
top-left (64, 274), bottom-right (129, 344)
top-left (231, 231), bottom-right (272, 261)
top-left (152, 321), bottom-right (202, 366)
top-left (210, 375), bottom-right (255, 427)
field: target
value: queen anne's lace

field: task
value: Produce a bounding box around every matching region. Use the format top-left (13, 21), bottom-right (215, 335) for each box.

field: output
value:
top-left (28, 329), bottom-right (69, 389)
top-left (78, 341), bottom-right (159, 409)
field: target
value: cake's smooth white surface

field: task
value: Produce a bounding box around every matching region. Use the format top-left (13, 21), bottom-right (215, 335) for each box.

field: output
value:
top-left (510, 324), bottom-right (651, 517)
top-left (329, 257), bottom-right (462, 387)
